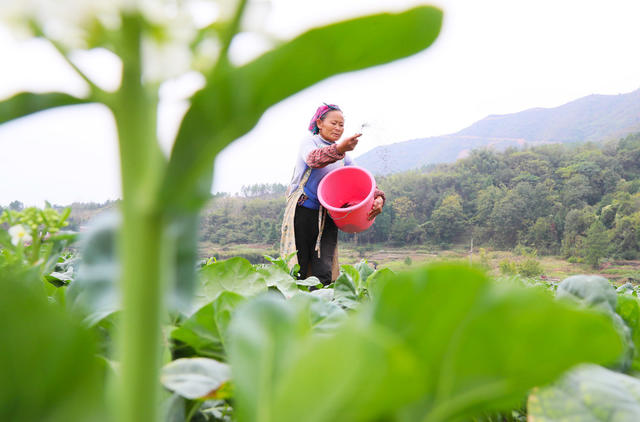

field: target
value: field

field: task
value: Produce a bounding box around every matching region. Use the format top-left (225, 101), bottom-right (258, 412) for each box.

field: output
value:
top-left (5, 205), bottom-right (640, 422)
top-left (199, 242), bottom-right (640, 285)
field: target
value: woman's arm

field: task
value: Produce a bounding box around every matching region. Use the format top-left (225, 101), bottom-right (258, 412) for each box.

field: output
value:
top-left (305, 143), bottom-right (345, 168)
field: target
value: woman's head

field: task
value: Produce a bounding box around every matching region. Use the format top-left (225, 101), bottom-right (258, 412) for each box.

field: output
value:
top-left (308, 103), bottom-right (344, 142)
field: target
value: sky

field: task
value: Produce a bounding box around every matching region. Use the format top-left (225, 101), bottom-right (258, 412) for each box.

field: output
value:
top-left (1, 0), bottom-right (640, 206)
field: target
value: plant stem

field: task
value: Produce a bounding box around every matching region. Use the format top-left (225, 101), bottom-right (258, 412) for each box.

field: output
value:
top-left (112, 11), bottom-right (167, 422)
top-left (216, 0), bottom-right (249, 68)
top-left (30, 230), bottom-right (41, 264)
top-left (117, 210), bottom-right (166, 422)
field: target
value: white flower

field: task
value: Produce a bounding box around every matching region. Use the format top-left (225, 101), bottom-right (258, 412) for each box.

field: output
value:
top-left (8, 224), bottom-right (33, 246)
top-left (0, 0), bottom-right (126, 48)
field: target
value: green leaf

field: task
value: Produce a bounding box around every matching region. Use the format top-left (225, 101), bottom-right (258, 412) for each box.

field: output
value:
top-left (371, 264), bottom-right (624, 421)
top-left (41, 232), bottom-right (78, 277)
top-left (171, 291), bottom-right (245, 360)
top-left (617, 294), bottom-right (640, 371)
top-left (161, 393), bottom-right (187, 422)
top-left (556, 275), bottom-right (618, 312)
top-left (161, 6), bottom-right (443, 210)
top-left (309, 287), bottom-right (334, 302)
top-left (194, 257), bottom-right (267, 311)
top-left (270, 318), bottom-right (421, 422)
top-left (528, 364), bottom-right (640, 421)
top-left (341, 264), bottom-right (363, 292)
top-left (257, 265), bottom-right (298, 298)
top-left (227, 294), bottom-right (420, 422)
top-left (366, 267), bottom-right (394, 298)
top-left (67, 211), bottom-right (203, 324)
top-left (295, 275), bottom-right (321, 287)
top-left (0, 92), bottom-right (91, 125)
top-left (227, 294), bottom-right (312, 422)
top-left (168, 213), bottom-right (201, 315)
top-left (227, 264), bottom-right (624, 422)
top-left (617, 282), bottom-right (635, 294)
top-left (45, 268), bottom-right (74, 286)
top-left (333, 270), bottom-right (358, 310)
top-left (66, 211), bottom-right (121, 326)
top-left (0, 268), bottom-right (105, 422)
top-left (556, 275), bottom-right (633, 371)
top-left (355, 260), bottom-right (375, 284)
top-left (161, 358), bottom-right (231, 400)
top-left (289, 292), bottom-right (347, 333)
top-left (264, 252), bottom-right (297, 275)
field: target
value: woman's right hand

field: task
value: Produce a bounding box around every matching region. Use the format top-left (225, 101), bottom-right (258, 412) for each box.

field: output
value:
top-left (336, 133), bottom-right (361, 154)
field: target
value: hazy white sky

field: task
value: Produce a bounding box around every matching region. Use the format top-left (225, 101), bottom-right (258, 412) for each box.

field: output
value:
top-left (1, 0), bottom-right (640, 206)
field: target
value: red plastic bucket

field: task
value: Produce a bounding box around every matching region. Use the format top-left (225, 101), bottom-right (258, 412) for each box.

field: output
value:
top-left (318, 166), bottom-right (377, 233)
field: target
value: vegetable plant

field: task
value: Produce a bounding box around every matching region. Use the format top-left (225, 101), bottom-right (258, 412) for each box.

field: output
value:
top-left (0, 2), bottom-right (443, 421)
top-left (0, 205), bottom-right (75, 295)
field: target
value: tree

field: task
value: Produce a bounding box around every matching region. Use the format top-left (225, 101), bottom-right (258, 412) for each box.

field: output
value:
top-left (390, 196), bottom-right (421, 244)
top-left (600, 204), bottom-right (617, 229)
top-left (609, 213), bottom-right (640, 260)
top-left (9, 200), bottom-right (23, 211)
top-left (429, 193), bottom-right (466, 245)
top-left (585, 219), bottom-right (608, 269)
top-left (562, 174), bottom-right (593, 208)
top-left (489, 189), bottom-right (528, 248)
top-left (562, 208), bottom-right (595, 258)
top-left (526, 216), bottom-right (559, 255)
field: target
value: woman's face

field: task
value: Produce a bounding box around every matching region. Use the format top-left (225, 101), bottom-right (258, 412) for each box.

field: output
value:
top-left (317, 110), bottom-right (344, 142)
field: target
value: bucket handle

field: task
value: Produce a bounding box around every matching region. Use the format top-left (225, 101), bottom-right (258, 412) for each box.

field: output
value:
top-left (330, 210), bottom-right (354, 221)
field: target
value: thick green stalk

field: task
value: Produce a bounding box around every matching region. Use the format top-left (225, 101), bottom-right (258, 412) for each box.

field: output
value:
top-left (112, 12), bottom-right (167, 422)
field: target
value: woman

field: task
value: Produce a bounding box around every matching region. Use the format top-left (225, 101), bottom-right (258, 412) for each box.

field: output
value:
top-left (280, 103), bottom-right (385, 285)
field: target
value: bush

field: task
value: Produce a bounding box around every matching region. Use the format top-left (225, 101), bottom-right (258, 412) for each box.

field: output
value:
top-left (499, 259), bottom-right (517, 275)
top-left (478, 248), bottom-right (491, 270)
top-left (514, 244), bottom-right (538, 257)
top-left (518, 258), bottom-right (544, 278)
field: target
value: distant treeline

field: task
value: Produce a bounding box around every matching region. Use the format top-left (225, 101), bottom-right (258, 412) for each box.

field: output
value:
top-left (200, 133), bottom-right (640, 263)
top-left (9, 133), bottom-right (640, 263)
top-left (366, 132), bottom-right (640, 261)
top-left (200, 189), bottom-right (284, 245)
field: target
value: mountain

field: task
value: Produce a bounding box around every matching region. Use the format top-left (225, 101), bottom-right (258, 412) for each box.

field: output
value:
top-left (356, 88), bottom-right (640, 175)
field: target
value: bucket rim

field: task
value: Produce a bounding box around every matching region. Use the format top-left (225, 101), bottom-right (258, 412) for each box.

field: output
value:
top-left (317, 165), bottom-right (376, 213)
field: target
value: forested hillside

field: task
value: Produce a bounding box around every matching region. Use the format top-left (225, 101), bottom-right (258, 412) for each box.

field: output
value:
top-left (365, 132), bottom-right (640, 261)
top-left (357, 88), bottom-right (640, 175)
top-left (199, 132), bottom-right (640, 263)
top-left (198, 189), bottom-right (284, 245)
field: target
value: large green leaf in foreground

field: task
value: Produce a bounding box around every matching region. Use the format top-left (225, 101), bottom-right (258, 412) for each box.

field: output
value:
top-left (556, 274), bottom-right (635, 371)
top-left (228, 264), bottom-right (623, 422)
top-left (0, 271), bottom-right (104, 422)
top-left (228, 294), bottom-right (419, 422)
top-left (617, 294), bottom-right (640, 371)
top-left (372, 266), bottom-right (624, 421)
top-left (528, 364), bottom-right (640, 421)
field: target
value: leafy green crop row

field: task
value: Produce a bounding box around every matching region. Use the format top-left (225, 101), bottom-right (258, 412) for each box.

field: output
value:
top-left (5, 204), bottom-right (640, 422)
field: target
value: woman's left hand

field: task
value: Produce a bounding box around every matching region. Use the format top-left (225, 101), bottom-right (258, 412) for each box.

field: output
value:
top-left (368, 196), bottom-right (384, 221)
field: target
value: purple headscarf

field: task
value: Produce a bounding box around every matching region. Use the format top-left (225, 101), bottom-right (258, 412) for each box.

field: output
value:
top-left (308, 103), bottom-right (341, 134)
